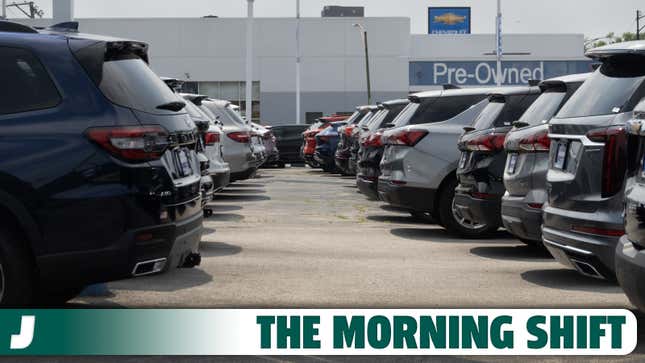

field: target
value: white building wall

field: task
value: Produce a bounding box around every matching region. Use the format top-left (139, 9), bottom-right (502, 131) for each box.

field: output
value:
top-left (21, 17), bottom-right (410, 124)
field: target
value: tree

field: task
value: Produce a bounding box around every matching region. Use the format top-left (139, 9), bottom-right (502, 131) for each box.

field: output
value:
top-left (585, 32), bottom-right (638, 50)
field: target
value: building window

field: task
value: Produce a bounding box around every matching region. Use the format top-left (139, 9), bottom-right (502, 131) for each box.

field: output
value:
top-left (198, 81), bottom-right (260, 122)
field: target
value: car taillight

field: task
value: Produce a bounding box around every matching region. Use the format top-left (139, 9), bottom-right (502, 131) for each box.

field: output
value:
top-left (586, 126), bottom-right (627, 198)
top-left (465, 132), bottom-right (506, 152)
top-left (572, 225), bottom-right (625, 237)
top-left (518, 129), bottom-right (551, 152)
top-left (345, 125), bottom-right (356, 137)
top-left (362, 133), bottom-right (383, 147)
top-left (388, 129), bottom-right (428, 146)
top-left (227, 131), bottom-right (251, 143)
top-left (204, 132), bottom-right (220, 146)
top-left (85, 125), bottom-right (169, 162)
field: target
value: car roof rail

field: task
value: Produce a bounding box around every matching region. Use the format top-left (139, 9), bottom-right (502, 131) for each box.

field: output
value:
top-left (0, 20), bottom-right (38, 34)
top-left (443, 84), bottom-right (461, 90)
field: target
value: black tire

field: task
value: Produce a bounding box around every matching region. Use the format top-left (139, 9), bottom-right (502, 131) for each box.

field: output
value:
top-left (0, 226), bottom-right (36, 307)
top-left (277, 161), bottom-right (286, 169)
top-left (438, 177), bottom-right (498, 238)
top-left (409, 211), bottom-right (435, 224)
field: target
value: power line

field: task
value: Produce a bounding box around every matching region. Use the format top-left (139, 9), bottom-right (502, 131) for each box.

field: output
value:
top-left (5, 1), bottom-right (43, 19)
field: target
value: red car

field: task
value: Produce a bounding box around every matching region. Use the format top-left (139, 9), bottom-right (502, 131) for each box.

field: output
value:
top-left (301, 115), bottom-right (349, 168)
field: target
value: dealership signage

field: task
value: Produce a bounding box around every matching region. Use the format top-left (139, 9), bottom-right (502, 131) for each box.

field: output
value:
top-left (0, 309), bottom-right (636, 355)
top-left (428, 7), bottom-right (471, 34)
top-left (410, 61), bottom-right (594, 87)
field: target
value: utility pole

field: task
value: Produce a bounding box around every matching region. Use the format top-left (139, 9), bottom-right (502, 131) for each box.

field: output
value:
top-left (6, 1), bottom-right (43, 18)
top-left (638, 10), bottom-right (645, 40)
top-left (296, 0), bottom-right (301, 124)
top-left (353, 23), bottom-right (372, 105)
top-left (495, 0), bottom-right (503, 86)
top-left (1, 0), bottom-right (6, 19)
top-left (245, 0), bottom-right (254, 123)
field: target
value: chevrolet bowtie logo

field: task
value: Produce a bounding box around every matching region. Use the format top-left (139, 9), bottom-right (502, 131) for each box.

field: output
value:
top-left (434, 13), bottom-right (467, 25)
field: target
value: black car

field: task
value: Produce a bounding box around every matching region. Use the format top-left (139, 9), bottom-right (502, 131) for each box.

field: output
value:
top-left (616, 98), bottom-right (645, 310)
top-left (454, 86), bottom-right (540, 236)
top-left (356, 99), bottom-right (409, 200)
top-left (271, 124), bottom-right (309, 166)
top-left (501, 73), bottom-right (589, 246)
top-left (0, 21), bottom-right (202, 305)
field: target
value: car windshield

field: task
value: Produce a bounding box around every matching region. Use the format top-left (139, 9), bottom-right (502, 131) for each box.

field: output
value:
top-left (557, 55), bottom-right (645, 118)
top-left (344, 111), bottom-right (362, 125)
top-left (392, 103), bottom-right (421, 127)
top-left (517, 91), bottom-right (567, 126)
top-left (97, 57), bottom-right (182, 115)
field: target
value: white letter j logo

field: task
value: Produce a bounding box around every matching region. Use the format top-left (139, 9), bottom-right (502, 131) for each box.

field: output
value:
top-left (10, 316), bottom-right (35, 350)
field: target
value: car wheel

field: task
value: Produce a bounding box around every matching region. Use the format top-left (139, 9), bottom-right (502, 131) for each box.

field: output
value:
top-left (322, 164), bottom-right (335, 173)
top-left (438, 177), bottom-right (498, 238)
top-left (409, 211), bottom-right (435, 224)
top-left (0, 226), bottom-right (35, 306)
top-left (277, 161), bottom-right (286, 169)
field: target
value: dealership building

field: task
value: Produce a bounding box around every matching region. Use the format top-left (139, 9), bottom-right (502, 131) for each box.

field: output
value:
top-left (21, 15), bottom-right (592, 125)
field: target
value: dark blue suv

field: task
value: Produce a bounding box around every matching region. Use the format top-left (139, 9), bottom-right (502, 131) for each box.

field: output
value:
top-left (0, 21), bottom-right (203, 305)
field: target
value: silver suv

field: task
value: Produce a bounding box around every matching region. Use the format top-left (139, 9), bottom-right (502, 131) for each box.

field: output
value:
top-left (378, 87), bottom-right (498, 223)
top-left (543, 41), bottom-right (645, 280)
top-left (198, 99), bottom-right (259, 181)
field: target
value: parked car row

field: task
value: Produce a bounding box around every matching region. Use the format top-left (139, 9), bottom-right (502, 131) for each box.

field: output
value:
top-left (309, 40), bottom-right (645, 313)
top-left (0, 21), bottom-right (279, 305)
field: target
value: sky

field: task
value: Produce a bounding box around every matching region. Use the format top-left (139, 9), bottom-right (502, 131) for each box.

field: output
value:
top-left (8, 0), bottom-right (644, 39)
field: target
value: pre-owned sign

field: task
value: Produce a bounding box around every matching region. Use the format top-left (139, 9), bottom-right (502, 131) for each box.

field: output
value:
top-left (410, 61), bottom-right (594, 86)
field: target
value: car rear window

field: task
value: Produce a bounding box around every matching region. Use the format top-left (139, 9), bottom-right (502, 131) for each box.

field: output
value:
top-left (184, 101), bottom-right (210, 121)
top-left (409, 94), bottom-right (488, 125)
top-left (0, 47), bottom-right (60, 115)
top-left (392, 102), bottom-right (421, 127)
top-left (377, 103), bottom-right (407, 129)
top-left (472, 94), bottom-right (539, 129)
top-left (97, 56), bottom-right (182, 114)
top-left (557, 55), bottom-right (645, 118)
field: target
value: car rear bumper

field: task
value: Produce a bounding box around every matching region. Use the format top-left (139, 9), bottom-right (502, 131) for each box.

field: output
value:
top-left (37, 206), bottom-right (203, 288)
top-left (230, 166), bottom-right (258, 181)
top-left (616, 235), bottom-right (645, 311)
top-left (357, 175), bottom-right (379, 200)
top-left (211, 170), bottom-right (231, 192)
top-left (335, 156), bottom-right (351, 175)
top-left (501, 195), bottom-right (543, 243)
top-left (378, 179), bottom-right (436, 212)
top-left (314, 151), bottom-right (335, 168)
top-left (304, 154), bottom-right (320, 168)
top-left (453, 192), bottom-right (502, 228)
top-left (542, 224), bottom-right (619, 280)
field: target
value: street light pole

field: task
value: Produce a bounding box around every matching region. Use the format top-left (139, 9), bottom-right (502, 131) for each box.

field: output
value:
top-left (638, 10), bottom-right (644, 40)
top-left (1, 0), bottom-right (6, 19)
top-left (245, 0), bottom-right (254, 123)
top-left (296, 0), bottom-right (301, 124)
top-left (353, 23), bottom-right (372, 105)
top-left (495, 0), bottom-right (503, 87)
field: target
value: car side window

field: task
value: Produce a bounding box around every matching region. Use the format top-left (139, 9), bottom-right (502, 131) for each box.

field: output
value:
top-left (0, 47), bottom-right (61, 115)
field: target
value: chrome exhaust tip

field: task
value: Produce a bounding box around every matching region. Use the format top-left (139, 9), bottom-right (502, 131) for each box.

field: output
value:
top-left (570, 258), bottom-right (605, 280)
top-left (132, 258), bottom-right (167, 277)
